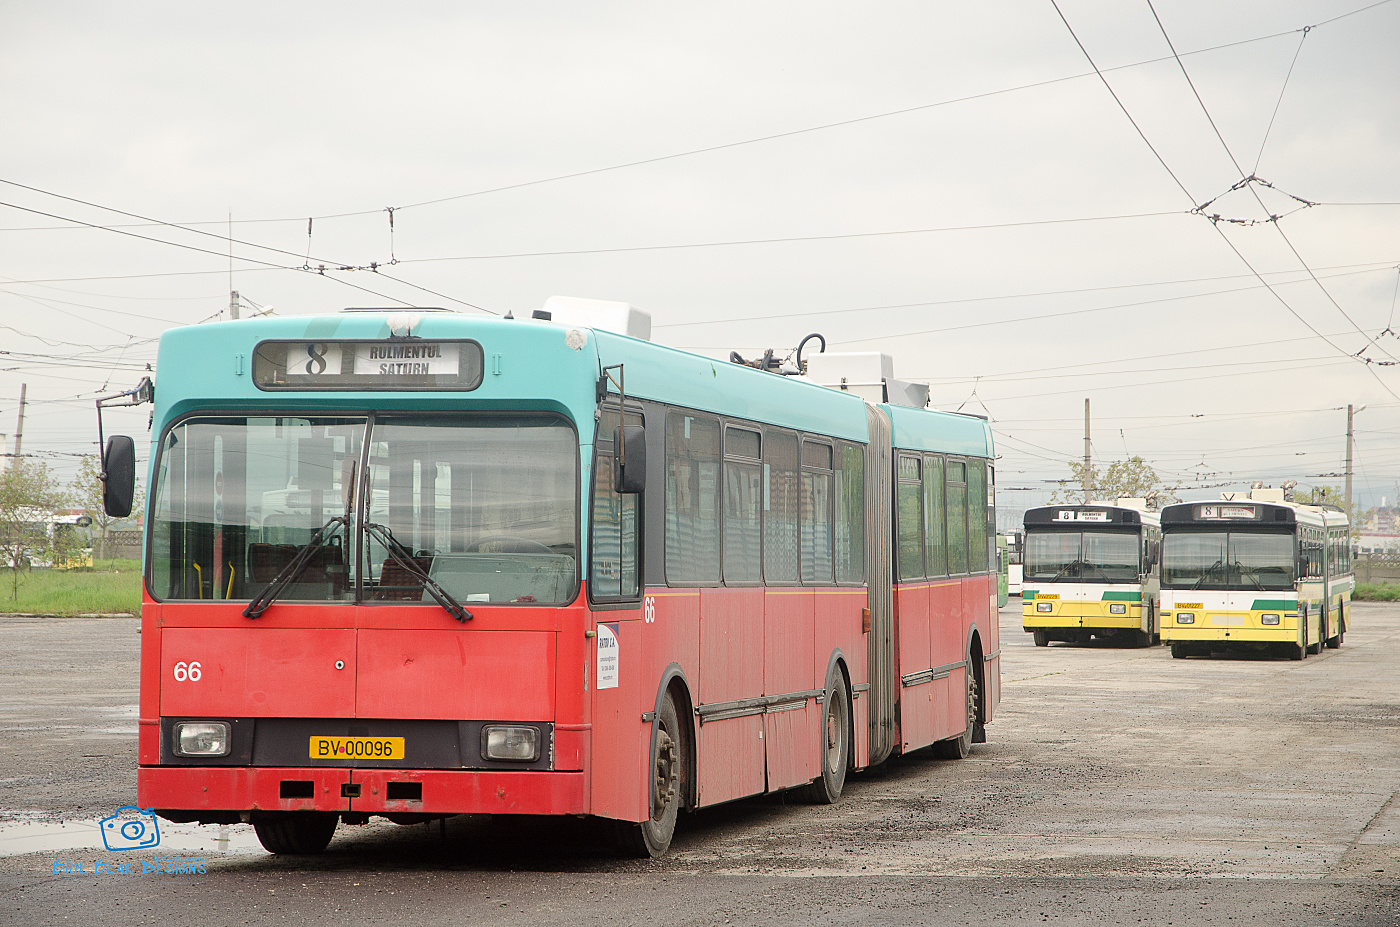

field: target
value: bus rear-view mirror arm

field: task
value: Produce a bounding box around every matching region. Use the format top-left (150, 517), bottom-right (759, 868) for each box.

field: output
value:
top-left (94, 376), bottom-right (154, 519)
top-left (614, 425), bottom-right (646, 494)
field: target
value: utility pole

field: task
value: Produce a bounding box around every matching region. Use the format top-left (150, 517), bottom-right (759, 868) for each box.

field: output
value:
top-left (1083, 398), bottom-right (1091, 504)
top-left (1346, 404), bottom-right (1365, 518)
top-left (13, 380), bottom-right (26, 462)
top-left (229, 289), bottom-right (240, 320)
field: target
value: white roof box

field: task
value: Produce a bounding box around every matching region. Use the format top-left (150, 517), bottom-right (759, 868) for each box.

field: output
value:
top-left (802, 351), bottom-right (930, 409)
top-left (538, 296), bottom-right (651, 341)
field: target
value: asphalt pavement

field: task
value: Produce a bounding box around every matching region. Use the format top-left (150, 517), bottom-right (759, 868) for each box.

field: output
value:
top-left (1, 601), bottom-right (1397, 925)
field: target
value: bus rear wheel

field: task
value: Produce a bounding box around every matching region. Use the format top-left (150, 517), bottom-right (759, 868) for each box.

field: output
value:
top-left (933, 663), bottom-right (979, 760)
top-left (616, 694), bottom-right (684, 858)
top-left (1326, 607), bottom-right (1344, 649)
top-left (252, 812), bottom-right (338, 855)
top-left (800, 672), bottom-right (850, 803)
top-left (1308, 614), bottom-right (1325, 655)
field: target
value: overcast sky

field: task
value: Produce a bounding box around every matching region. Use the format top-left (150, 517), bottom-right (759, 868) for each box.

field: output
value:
top-left (2, 1), bottom-right (1398, 520)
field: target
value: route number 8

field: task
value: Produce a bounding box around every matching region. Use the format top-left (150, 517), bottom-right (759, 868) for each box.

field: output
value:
top-left (173, 661), bottom-right (202, 682)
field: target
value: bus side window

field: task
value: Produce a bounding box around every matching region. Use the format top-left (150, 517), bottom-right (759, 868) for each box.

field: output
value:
top-left (946, 459), bottom-right (969, 574)
top-left (800, 441), bottom-right (834, 585)
top-left (924, 455), bottom-right (947, 577)
top-left (967, 459), bottom-right (988, 573)
top-left (834, 443), bottom-right (864, 584)
top-left (590, 409), bottom-right (641, 601)
top-left (763, 431), bottom-right (801, 584)
top-left (665, 413), bottom-right (721, 585)
top-left (722, 427), bottom-right (762, 584)
top-left (896, 454), bottom-right (924, 581)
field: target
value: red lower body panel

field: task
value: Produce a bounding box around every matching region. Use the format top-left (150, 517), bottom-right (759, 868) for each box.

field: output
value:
top-left (139, 766), bottom-right (587, 817)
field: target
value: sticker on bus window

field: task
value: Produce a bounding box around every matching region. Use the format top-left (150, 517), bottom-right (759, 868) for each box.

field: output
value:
top-left (597, 623), bottom-right (619, 690)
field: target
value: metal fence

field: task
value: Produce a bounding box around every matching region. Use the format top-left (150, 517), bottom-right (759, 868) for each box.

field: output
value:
top-left (98, 530), bottom-right (143, 561)
top-left (1354, 554), bottom-right (1400, 585)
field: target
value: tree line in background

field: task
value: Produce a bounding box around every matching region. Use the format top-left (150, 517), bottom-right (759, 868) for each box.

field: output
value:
top-left (0, 455), bottom-right (144, 600)
top-left (1047, 456), bottom-right (1367, 537)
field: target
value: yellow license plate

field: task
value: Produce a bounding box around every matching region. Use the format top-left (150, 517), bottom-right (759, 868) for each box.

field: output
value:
top-left (309, 736), bottom-right (405, 760)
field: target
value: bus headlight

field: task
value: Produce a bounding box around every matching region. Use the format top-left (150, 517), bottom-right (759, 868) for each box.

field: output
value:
top-left (481, 725), bottom-right (540, 762)
top-left (1036, 602), bottom-right (1053, 613)
top-left (1176, 613), bottom-right (1195, 624)
top-left (173, 721), bottom-right (231, 757)
top-left (1261, 614), bottom-right (1280, 625)
top-left (1109, 603), bottom-right (1126, 615)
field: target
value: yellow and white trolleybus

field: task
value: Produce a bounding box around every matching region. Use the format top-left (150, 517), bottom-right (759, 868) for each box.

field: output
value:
top-left (1159, 489), bottom-right (1353, 660)
top-left (1021, 501), bottom-right (1161, 648)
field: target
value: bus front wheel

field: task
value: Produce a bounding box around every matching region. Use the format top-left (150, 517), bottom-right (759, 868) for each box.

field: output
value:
top-left (1033, 630), bottom-right (1049, 647)
top-left (617, 694), bottom-right (684, 858)
top-left (1308, 614), bottom-right (1325, 655)
top-left (252, 812), bottom-right (338, 855)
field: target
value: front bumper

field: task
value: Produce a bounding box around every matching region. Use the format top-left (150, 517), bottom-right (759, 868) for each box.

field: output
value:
top-left (139, 765), bottom-right (588, 819)
top-left (1023, 602), bottom-right (1142, 630)
top-left (1159, 610), bottom-right (1297, 643)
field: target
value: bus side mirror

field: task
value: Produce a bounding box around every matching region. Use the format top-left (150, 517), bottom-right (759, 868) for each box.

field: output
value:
top-left (613, 425), bottom-right (646, 494)
top-left (1149, 543), bottom-right (1159, 566)
top-left (102, 435), bottom-right (137, 518)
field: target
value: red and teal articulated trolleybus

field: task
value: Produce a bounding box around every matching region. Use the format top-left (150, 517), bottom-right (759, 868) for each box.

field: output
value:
top-left (97, 303), bottom-right (1000, 857)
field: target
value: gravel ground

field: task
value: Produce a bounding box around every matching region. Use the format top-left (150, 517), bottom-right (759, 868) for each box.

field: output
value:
top-left (0, 603), bottom-right (1397, 925)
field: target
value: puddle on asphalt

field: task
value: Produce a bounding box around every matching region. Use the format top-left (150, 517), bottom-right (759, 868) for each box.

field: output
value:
top-left (0, 816), bottom-right (268, 858)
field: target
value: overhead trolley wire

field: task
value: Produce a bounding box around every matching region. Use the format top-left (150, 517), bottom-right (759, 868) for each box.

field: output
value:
top-left (0, 186), bottom-right (494, 314)
top-left (1251, 26), bottom-right (1310, 175)
top-left (1144, 0), bottom-right (1400, 366)
top-left (0, 13), bottom-right (1359, 237)
top-left (821, 266), bottom-right (1384, 347)
top-left (656, 261), bottom-right (1398, 331)
top-left (1048, 0), bottom-right (1400, 402)
top-left (398, 211), bottom-right (1185, 264)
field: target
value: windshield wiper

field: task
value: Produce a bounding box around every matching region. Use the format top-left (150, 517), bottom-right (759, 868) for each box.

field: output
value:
top-left (1233, 561), bottom-right (1264, 590)
top-left (1191, 559), bottom-right (1225, 590)
top-left (363, 521), bottom-right (472, 623)
top-left (1049, 560), bottom-right (1082, 584)
top-left (243, 514), bottom-right (348, 619)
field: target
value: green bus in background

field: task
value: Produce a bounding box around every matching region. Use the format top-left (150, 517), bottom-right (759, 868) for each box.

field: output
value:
top-left (997, 534), bottom-right (1010, 607)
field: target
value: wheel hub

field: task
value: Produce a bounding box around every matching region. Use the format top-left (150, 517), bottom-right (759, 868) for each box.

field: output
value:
top-left (652, 728), bottom-right (677, 818)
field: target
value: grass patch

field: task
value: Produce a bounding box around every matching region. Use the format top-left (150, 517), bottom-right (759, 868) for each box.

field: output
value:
top-left (0, 562), bottom-right (142, 615)
top-left (1354, 583), bottom-right (1400, 602)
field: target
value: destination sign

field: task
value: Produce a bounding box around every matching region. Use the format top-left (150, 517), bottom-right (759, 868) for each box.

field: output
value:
top-left (1198, 504), bottom-right (1256, 520)
top-left (1054, 510), bottom-right (1109, 522)
top-left (252, 339), bottom-right (484, 391)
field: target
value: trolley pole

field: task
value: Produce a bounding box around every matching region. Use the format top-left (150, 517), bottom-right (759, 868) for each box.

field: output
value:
top-left (1083, 398), bottom-right (1091, 504)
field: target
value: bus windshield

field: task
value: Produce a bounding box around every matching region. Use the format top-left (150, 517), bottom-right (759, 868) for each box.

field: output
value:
top-left (149, 414), bottom-right (578, 604)
top-left (1024, 529), bottom-right (1141, 583)
top-left (1161, 531), bottom-right (1294, 590)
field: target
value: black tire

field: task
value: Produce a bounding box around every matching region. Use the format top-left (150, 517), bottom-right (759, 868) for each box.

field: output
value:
top-left (1032, 629), bottom-right (1049, 647)
top-left (616, 694), bottom-right (684, 858)
top-left (933, 661), bottom-right (979, 760)
top-left (252, 812), bottom-right (338, 855)
top-left (1170, 642), bottom-right (1188, 659)
top-left (1308, 613), bottom-right (1325, 655)
top-left (799, 672), bottom-right (850, 803)
top-left (1326, 606), bottom-right (1344, 649)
